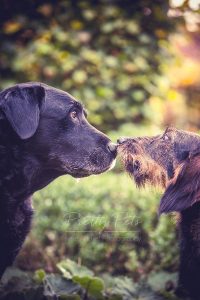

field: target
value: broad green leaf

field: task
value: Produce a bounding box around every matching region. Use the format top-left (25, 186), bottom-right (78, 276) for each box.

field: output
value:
top-left (60, 296), bottom-right (81, 300)
top-left (147, 272), bottom-right (178, 292)
top-left (34, 269), bottom-right (46, 283)
top-left (44, 274), bottom-right (80, 297)
top-left (73, 275), bottom-right (104, 298)
top-left (57, 259), bottom-right (94, 279)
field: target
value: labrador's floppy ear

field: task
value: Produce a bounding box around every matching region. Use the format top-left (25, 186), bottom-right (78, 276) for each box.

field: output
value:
top-left (159, 153), bottom-right (200, 214)
top-left (1, 84), bottom-right (45, 139)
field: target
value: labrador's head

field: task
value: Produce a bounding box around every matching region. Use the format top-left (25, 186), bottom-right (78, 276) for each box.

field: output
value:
top-left (0, 82), bottom-right (116, 179)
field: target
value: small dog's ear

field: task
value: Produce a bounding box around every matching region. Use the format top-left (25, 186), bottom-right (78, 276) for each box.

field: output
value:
top-left (159, 154), bottom-right (200, 214)
top-left (1, 84), bottom-right (45, 139)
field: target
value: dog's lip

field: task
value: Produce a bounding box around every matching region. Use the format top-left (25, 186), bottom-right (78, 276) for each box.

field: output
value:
top-left (108, 158), bottom-right (116, 171)
top-left (70, 159), bottom-right (117, 178)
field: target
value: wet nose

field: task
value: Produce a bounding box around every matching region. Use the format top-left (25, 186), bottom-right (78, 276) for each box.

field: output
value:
top-left (117, 137), bottom-right (129, 144)
top-left (107, 142), bottom-right (117, 153)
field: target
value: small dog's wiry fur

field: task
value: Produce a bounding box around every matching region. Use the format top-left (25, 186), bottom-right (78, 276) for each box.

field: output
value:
top-left (118, 127), bottom-right (200, 300)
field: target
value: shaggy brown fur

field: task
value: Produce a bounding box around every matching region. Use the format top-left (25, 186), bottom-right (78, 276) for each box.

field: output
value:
top-left (118, 137), bottom-right (168, 188)
top-left (118, 128), bottom-right (200, 300)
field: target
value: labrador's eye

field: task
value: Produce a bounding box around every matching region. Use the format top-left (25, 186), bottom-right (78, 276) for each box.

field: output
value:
top-left (70, 111), bottom-right (77, 120)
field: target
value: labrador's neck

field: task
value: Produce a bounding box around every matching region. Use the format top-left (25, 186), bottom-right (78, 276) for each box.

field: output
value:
top-left (0, 133), bottom-right (64, 201)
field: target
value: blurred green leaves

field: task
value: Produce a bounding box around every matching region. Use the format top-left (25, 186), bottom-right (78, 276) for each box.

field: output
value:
top-left (58, 260), bottom-right (105, 299)
top-left (0, 0), bottom-right (177, 131)
top-left (57, 260), bottom-right (94, 280)
top-left (0, 266), bottom-right (178, 299)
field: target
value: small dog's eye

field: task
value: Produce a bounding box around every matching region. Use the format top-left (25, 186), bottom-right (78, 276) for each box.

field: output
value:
top-left (162, 135), bottom-right (169, 141)
top-left (70, 111), bottom-right (77, 119)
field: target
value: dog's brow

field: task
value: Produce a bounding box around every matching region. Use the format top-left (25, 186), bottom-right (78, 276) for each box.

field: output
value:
top-left (71, 101), bottom-right (83, 110)
top-left (164, 127), bottom-right (174, 134)
top-left (72, 101), bottom-right (88, 117)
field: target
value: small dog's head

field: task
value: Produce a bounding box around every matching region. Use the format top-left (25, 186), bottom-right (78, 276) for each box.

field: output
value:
top-left (118, 127), bottom-right (200, 213)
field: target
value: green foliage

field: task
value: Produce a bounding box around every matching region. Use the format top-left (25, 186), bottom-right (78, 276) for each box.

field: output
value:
top-left (147, 272), bottom-right (177, 293)
top-left (58, 259), bottom-right (104, 299)
top-left (43, 274), bottom-right (80, 299)
top-left (34, 269), bottom-right (46, 284)
top-left (0, 0), bottom-right (176, 131)
top-left (73, 276), bottom-right (104, 299)
top-left (0, 266), bottom-right (179, 300)
top-left (57, 260), bottom-right (94, 279)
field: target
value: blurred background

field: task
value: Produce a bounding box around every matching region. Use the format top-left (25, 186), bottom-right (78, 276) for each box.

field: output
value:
top-left (0, 0), bottom-right (200, 299)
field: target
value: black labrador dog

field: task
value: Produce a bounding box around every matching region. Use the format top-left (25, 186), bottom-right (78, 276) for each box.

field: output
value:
top-left (118, 128), bottom-right (200, 299)
top-left (0, 82), bottom-right (117, 278)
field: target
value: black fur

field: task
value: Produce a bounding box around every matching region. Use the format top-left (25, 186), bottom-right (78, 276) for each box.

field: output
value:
top-left (0, 82), bottom-right (116, 278)
top-left (176, 202), bottom-right (200, 300)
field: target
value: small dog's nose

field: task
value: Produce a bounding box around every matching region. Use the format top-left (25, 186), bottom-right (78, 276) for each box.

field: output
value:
top-left (107, 142), bottom-right (117, 153)
top-left (117, 137), bottom-right (129, 144)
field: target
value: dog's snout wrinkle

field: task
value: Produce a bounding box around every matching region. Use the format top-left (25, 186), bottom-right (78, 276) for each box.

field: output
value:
top-left (117, 137), bottom-right (140, 145)
top-left (117, 137), bottom-right (134, 144)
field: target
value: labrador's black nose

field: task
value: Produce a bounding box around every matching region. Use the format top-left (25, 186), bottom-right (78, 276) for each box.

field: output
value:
top-left (107, 142), bottom-right (117, 153)
top-left (117, 137), bottom-right (129, 144)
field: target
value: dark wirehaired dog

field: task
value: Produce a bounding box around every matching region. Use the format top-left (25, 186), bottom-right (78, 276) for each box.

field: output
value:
top-left (0, 82), bottom-right (117, 278)
top-left (118, 127), bottom-right (200, 299)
